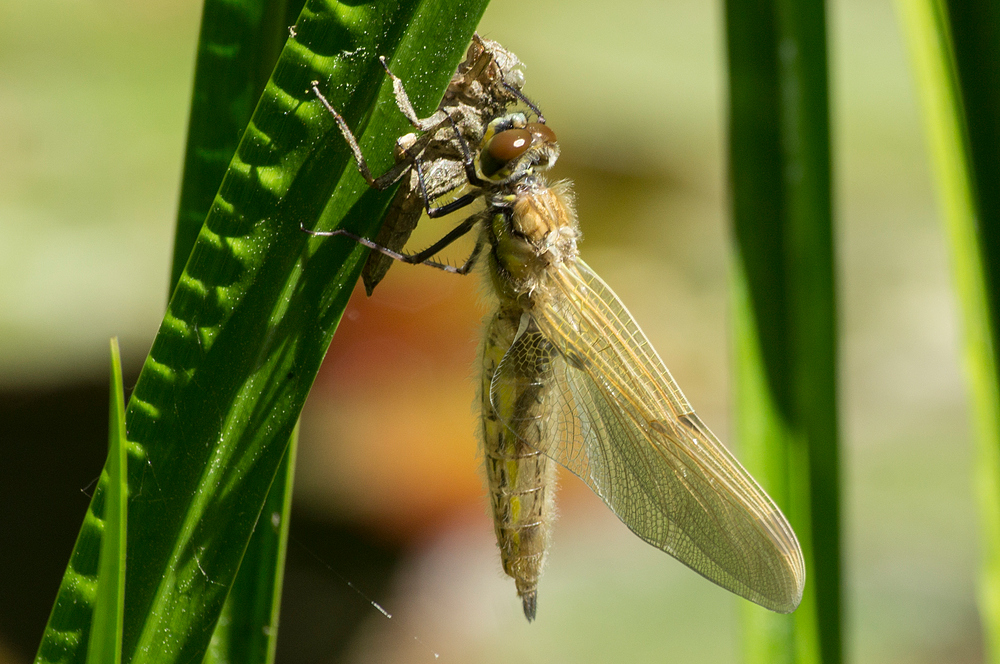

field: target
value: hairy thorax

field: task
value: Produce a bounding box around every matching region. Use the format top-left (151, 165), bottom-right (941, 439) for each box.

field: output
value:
top-left (489, 178), bottom-right (579, 304)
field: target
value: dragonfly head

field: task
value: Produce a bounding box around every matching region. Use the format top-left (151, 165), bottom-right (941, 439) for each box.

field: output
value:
top-left (478, 113), bottom-right (560, 183)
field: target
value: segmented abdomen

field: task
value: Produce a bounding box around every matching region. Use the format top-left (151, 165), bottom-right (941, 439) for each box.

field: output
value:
top-left (480, 308), bottom-right (557, 621)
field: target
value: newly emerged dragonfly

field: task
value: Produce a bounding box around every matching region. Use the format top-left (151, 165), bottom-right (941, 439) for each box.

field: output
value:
top-left (307, 41), bottom-right (805, 621)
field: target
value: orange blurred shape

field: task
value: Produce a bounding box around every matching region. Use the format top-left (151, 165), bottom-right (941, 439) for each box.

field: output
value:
top-left (298, 264), bottom-right (486, 543)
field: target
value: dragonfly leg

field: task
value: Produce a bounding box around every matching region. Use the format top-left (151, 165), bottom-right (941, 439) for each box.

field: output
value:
top-left (412, 158), bottom-right (483, 218)
top-left (378, 56), bottom-right (450, 132)
top-left (300, 213), bottom-right (483, 275)
top-left (310, 81), bottom-right (411, 190)
top-left (445, 115), bottom-right (489, 188)
top-left (502, 83), bottom-right (546, 124)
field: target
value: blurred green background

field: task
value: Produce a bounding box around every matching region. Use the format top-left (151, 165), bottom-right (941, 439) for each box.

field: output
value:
top-left (0, 0), bottom-right (977, 662)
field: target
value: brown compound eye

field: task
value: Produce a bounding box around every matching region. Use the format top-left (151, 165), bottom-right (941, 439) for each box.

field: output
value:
top-left (488, 128), bottom-right (533, 163)
top-left (526, 122), bottom-right (556, 144)
top-left (481, 128), bottom-right (533, 176)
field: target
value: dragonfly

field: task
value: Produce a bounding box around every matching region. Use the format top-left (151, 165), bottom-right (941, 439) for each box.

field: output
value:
top-left (313, 34), bottom-right (529, 294)
top-left (307, 40), bottom-right (806, 622)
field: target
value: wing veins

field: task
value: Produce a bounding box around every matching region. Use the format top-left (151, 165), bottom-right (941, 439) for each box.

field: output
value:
top-left (531, 261), bottom-right (804, 605)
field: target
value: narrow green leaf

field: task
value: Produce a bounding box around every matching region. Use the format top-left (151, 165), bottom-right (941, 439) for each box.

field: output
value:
top-left (85, 338), bottom-right (128, 664)
top-left (724, 0), bottom-right (841, 661)
top-left (171, 1), bottom-right (305, 659)
top-left (895, 0), bottom-right (1000, 660)
top-left (204, 425), bottom-right (297, 664)
top-left (944, 2), bottom-right (1000, 659)
top-left (33, 350), bottom-right (130, 664)
top-left (34, 2), bottom-right (490, 663)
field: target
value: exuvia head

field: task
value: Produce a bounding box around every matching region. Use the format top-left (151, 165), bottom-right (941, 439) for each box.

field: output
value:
top-left (477, 112), bottom-right (560, 183)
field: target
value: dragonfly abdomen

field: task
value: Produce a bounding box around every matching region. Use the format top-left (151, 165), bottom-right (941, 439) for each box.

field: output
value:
top-left (481, 309), bottom-right (558, 621)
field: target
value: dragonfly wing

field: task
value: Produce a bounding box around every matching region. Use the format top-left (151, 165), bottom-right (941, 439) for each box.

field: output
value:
top-left (493, 259), bottom-right (805, 613)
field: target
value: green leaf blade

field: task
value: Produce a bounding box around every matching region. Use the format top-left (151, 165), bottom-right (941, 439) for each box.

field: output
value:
top-left (86, 338), bottom-right (128, 664)
top-left (896, 0), bottom-right (1000, 660)
top-left (35, 2), bottom-right (490, 663)
top-left (124, 2), bottom-right (491, 661)
top-left (204, 427), bottom-right (297, 664)
top-left (725, 0), bottom-right (841, 661)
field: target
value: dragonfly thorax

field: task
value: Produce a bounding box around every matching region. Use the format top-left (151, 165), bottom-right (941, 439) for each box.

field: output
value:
top-left (487, 178), bottom-right (579, 300)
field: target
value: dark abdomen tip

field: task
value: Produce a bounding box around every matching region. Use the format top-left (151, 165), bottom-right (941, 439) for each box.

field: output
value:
top-left (521, 590), bottom-right (537, 622)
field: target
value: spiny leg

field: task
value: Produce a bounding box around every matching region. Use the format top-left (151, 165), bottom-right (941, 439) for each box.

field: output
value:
top-left (301, 213), bottom-right (484, 275)
top-left (310, 81), bottom-right (410, 190)
top-left (311, 71), bottom-right (484, 216)
top-left (412, 158), bottom-right (483, 218)
top-left (502, 82), bottom-right (546, 124)
top-left (445, 115), bottom-right (489, 188)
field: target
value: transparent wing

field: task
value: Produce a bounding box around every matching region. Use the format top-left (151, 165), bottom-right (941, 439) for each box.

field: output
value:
top-left (491, 259), bottom-right (805, 613)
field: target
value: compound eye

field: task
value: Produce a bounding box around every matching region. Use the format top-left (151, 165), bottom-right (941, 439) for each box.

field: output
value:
top-left (527, 122), bottom-right (556, 144)
top-left (488, 128), bottom-right (532, 163)
top-left (481, 128), bottom-right (532, 176)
